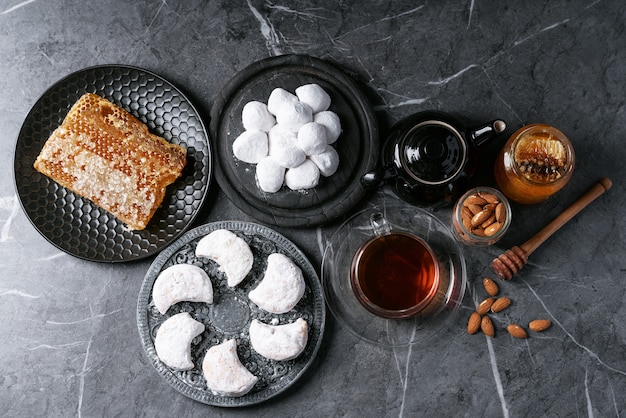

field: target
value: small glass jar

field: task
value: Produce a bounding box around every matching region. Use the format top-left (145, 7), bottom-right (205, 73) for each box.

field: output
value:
top-left (451, 187), bottom-right (511, 246)
top-left (494, 124), bottom-right (575, 204)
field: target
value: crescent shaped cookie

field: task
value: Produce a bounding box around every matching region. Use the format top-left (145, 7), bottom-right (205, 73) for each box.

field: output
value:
top-left (154, 312), bottom-right (205, 371)
top-left (195, 229), bottom-right (254, 287)
top-left (249, 318), bottom-right (308, 361)
top-left (248, 253), bottom-right (305, 314)
top-left (152, 264), bottom-right (214, 315)
top-left (202, 339), bottom-right (258, 397)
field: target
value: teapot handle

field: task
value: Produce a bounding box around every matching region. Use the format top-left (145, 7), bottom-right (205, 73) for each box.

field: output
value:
top-left (361, 164), bottom-right (398, 189)
top-left (470, 120), bottom-right (506, 148)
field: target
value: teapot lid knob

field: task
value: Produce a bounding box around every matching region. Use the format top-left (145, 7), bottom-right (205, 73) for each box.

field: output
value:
top-left (471, 119), bottom-right (507, 148)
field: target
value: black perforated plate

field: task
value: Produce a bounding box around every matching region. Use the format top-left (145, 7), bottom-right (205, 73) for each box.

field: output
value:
top-left (13, 65), bottom-right (212, 262)
top-left (137, 221), bottom-right (325, 407)
top-left (210, 54), bottom-right (379, 228)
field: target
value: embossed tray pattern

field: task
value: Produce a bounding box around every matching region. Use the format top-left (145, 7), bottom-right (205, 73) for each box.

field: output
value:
top-left (137, 221), bottom-right (325, 407)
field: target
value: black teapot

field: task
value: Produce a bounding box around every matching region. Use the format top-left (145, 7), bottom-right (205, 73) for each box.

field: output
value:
top-left (362, 111), bottom-right (506, 207)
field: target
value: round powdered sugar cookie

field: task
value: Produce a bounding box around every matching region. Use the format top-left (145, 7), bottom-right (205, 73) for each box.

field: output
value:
top-left (313, 110), bottom-right (342, 144)
top-left (284, 159), bottom-right (320, 190)
top-left (256, 156), bottom-right (285, 193)
top-left (233, 84), bottom-right (344, 194)
top-left (297, 122), bottom-right (328, 156)
top-left (232, 130), bottom-right (268, 164)
top-left (241, 101), bottom-right (276, 132)
top-left (309, 145), bottom-right (340, 177)
top-left (295, 83), bottom-right (331, 114)
top-left (275, 100), bottom-right (313, 133)
top-left (267, 87), bottom-right (299, 116)
top-left (268, 124), bottom-right (306, 168)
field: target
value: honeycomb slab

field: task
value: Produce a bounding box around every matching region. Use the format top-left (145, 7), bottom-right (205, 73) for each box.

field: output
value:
top-left (33, 93), bottom-right (187, 230)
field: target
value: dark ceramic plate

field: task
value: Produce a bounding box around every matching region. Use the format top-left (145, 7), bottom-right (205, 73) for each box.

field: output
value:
top-left (210, 54), bottom-right (379, 228)
top-left (13, 65), bottom-right (212, 262)
top-left (136, 221), bottom-right (325, 407)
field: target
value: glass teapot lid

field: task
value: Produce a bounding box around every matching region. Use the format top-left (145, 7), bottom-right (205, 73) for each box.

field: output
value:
top-left (398, 120), bottom-right (467, 185)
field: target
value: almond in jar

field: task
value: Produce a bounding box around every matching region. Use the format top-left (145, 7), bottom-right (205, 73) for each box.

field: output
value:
top-left (451, 187), bottom-right (511, 246)
top-left (494, 124), bottom-right (575, 204)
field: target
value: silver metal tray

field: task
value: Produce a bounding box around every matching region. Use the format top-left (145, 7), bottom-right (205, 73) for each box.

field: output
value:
top-left (137, 221), bottom-right (325, 407)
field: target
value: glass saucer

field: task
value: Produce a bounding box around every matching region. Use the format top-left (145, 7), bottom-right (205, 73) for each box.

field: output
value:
top-left (321, 203), bottom-right (467, 347)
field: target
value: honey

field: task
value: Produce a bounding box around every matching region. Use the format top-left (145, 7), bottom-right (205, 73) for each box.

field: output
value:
top-left (494, 124), bottom-right (574, 204)
top-left (33, 93), bottom-right (186, 230)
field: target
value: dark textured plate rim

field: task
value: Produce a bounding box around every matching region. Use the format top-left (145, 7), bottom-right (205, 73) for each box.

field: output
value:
top-left (13, 64), bottom-right (212, 263)
top-left (136, 220), bottom-right (326, 407)
top-left (209, 54), bottom-right (379, 228)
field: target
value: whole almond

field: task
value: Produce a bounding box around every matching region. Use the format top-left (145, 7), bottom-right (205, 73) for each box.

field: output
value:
top-left (466, 203), bottom-right (483, 215)
top-left (481, 214), bottom-right (496, 228)
top-left (467, 312), bottom-right (481, 334)
top-left (495, 202), bottom-right (506, 223)
top-left (491, 296), bottom-right (511, 313)
top-left (484, 222), bottom-right (503, 236)
top-left (477, 297), bottom-right (495, 315)
top-left (529, 319), bottom-right (552, 332)
top-left (461, 206), bottom-right (473, 230)
top-left (507, 324), bottom-right (527, 339)
top-left (465, 195), bottom-right (487, 206)
top-left (481, 316), bottom-right (495, 337)
top-left (483, 277), bottom-right (499, 296)
top-left (471, 210), bottom-right (492, 227)
top-left (471, 228), bottom-right (486, 237)
top-left (479, 192), bottom-right (500, 204)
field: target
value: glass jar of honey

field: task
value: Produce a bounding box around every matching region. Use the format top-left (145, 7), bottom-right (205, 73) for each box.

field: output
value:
top-left (494, 124), bottom-right (575, 204)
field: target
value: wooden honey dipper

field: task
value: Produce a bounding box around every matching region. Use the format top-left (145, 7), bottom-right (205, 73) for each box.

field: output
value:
top-left (492, 177), bottom-right (612, 280)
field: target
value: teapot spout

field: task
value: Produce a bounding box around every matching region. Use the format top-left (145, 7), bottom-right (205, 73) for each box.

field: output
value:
top-left (470, 120), bottom-right (506, 148)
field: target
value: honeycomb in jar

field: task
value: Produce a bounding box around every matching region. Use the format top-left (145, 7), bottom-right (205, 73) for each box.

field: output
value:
top-left (514, 131), bottom-right (567, 183)
top-left (33, 93), bottom-right (187, 230)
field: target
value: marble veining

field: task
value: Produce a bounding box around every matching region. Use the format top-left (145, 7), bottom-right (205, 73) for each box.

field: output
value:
top-left (247, 0), bottom-right (283, 56)
top-left (0, 0), bottom-right (38, 16)
top-left (0, 196), bottom-right (19, 243)
top-left (1, 0), bottom-right (625, 416)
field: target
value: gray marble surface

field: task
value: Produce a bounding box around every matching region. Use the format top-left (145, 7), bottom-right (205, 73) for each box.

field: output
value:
top-left (1, 0), bottom-right (625, 416)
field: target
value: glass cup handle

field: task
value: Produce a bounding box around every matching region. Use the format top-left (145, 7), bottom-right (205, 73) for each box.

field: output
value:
top-left (370, 212), bottom-right (391, 237)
